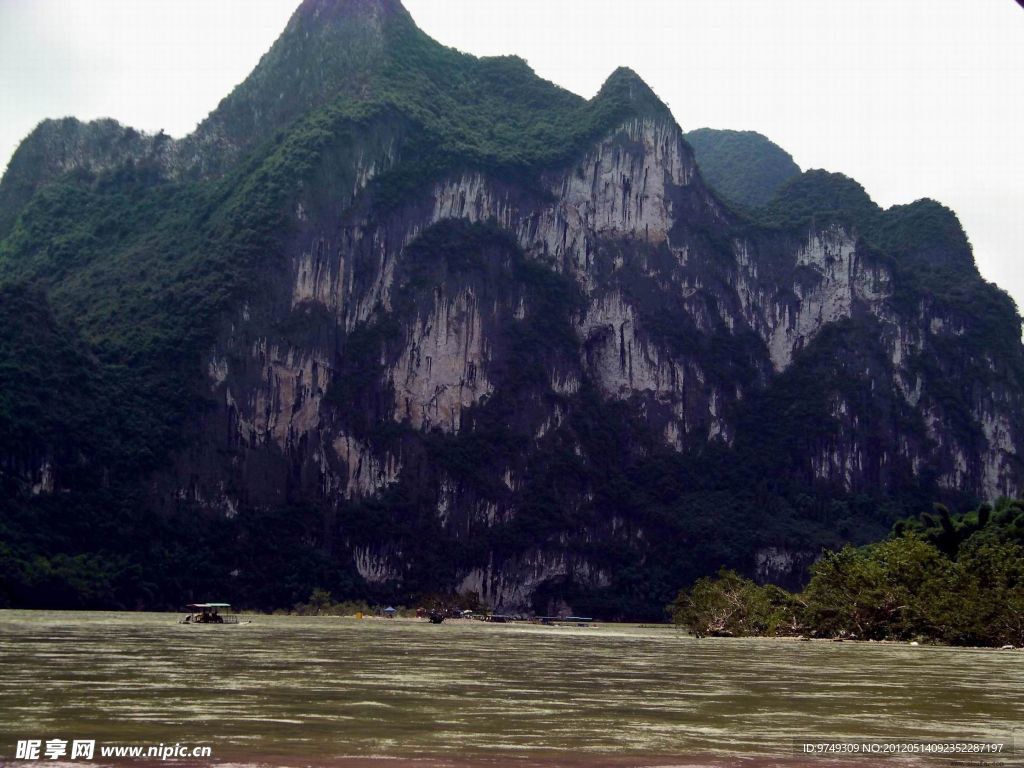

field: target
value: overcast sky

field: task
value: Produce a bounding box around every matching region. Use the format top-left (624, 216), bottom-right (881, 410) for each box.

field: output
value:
top-left (1, 0), bottom-right (1021, 306)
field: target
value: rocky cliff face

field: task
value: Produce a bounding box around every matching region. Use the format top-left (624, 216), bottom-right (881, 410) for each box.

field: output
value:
top-left (182, 113), bottom-right (1021, 611)
top-left (1, 0), bottom-right (1021, 615)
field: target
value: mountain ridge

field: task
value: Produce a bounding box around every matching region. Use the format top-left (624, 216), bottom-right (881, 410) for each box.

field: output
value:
top-left (684, 127), bottom-right (801, 210)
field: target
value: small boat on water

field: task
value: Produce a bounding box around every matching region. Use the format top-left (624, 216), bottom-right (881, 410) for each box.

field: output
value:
top-left (180, 603), bottom-right (239, 624)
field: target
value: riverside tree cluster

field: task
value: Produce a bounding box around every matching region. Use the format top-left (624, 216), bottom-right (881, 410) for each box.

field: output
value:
top-left (672, 499), bottom-right (1024, 647)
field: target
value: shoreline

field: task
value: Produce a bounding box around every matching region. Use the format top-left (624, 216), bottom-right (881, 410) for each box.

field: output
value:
top-left (2, 609), bottom-right (1021, 651)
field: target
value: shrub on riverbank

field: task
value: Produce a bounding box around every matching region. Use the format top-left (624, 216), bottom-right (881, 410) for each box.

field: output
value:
top-left (671, 502), bottom-right (1024, 647)
top-left (670, 568), bottom-right (801, 638)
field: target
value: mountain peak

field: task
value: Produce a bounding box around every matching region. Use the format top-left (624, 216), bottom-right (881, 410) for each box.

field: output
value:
top-left (186, 0), bottom-right (416, 174)
top-left (595, 67), bottom-right (674, 122)
top-left (292, 0), bottom-right (412, 28)
top-left (601, 66), bottom-right (647, 87)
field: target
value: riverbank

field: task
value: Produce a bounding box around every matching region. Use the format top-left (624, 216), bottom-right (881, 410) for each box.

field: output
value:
top-left (249, 612), bottom-right (1024, 651)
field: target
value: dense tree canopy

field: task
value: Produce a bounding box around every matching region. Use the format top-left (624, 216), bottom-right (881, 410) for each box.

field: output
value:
top-left (672, 499), bottom-right (1024, 646)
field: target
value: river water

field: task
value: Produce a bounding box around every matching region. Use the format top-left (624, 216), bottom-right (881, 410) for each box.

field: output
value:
top-left (0, 611), bottom-right (1021, 766)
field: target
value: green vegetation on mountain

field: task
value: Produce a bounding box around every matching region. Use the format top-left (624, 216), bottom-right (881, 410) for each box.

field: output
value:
top-left (198, 0), bottom-right (671, 178)
top-left (755, 169), bottom-right (987, 297)
top-left (684, 128), bottom-right (800, 210)
top-left (755, 170), bottom-right (877, 231)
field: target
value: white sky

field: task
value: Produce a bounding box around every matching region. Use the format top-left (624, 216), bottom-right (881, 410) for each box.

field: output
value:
top-left (1, 0), bottom-right (1021, 306)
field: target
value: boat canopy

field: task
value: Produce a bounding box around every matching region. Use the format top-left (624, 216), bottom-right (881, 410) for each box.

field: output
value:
top-left (187, 603), bottom-right (231, 608)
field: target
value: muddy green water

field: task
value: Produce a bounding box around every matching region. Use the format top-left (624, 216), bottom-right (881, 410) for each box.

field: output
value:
top-left (0, 611), bottom-right (1021, 764)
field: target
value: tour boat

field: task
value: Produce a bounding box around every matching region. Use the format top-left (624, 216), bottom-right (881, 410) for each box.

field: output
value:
top-left (179, 603), bottom-right (239, 624)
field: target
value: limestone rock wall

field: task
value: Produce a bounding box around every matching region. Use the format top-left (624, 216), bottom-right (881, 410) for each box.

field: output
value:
top-left (185, 114), bottom-right (1021, 611)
